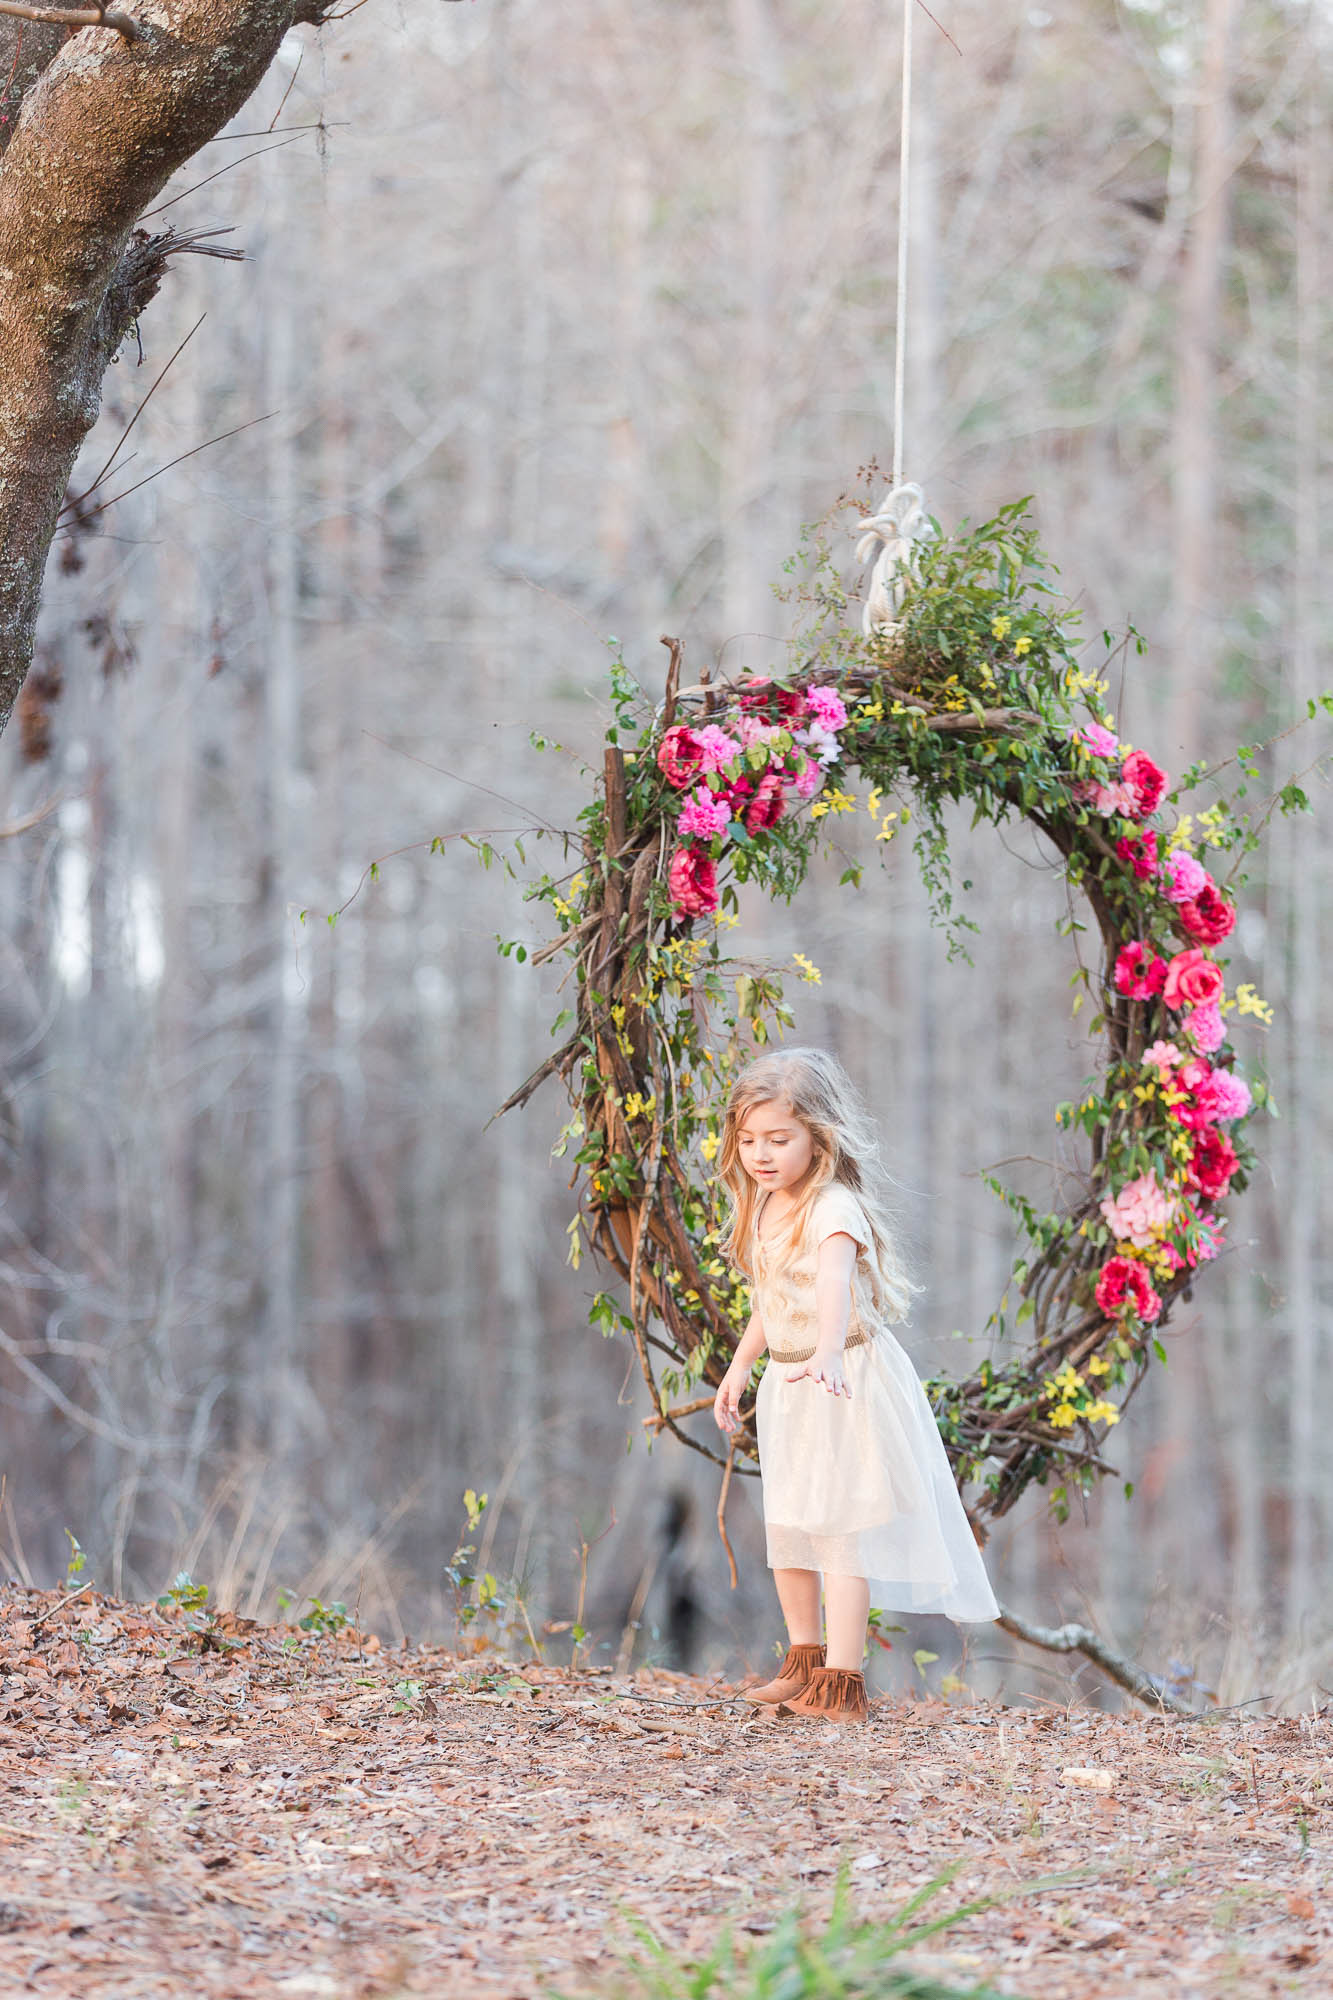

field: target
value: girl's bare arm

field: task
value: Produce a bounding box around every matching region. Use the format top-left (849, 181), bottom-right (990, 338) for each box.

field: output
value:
top-left (787, 1232), bottom-right (857, 1397)
top-left (713, 1310), bottom-right (767, 1433)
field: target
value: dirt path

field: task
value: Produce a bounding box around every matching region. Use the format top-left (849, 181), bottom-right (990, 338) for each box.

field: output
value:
top-left (0, 1586), bottom-right (1328, 1997)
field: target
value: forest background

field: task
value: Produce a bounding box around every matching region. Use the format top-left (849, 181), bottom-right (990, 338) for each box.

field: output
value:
top-left (1, 0), bottom-right (1329, 1709)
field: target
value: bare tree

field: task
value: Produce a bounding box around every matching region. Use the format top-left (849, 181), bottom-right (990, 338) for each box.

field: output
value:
top-left (0, 0), bottom-right (334, 732)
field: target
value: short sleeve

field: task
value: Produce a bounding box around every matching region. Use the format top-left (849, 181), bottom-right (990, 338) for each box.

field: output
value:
top-left (813, 1184), bottom-right (871, 1253)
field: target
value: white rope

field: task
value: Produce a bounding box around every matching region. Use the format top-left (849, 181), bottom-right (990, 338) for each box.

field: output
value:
top-left (893, 0), bottom-right (913, 491)
top-left (857, 0), bottom-right (929, 639)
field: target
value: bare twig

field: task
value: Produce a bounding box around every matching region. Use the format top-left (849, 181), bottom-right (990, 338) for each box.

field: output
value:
top-left (716, 1443), bottom-right (738, 1590)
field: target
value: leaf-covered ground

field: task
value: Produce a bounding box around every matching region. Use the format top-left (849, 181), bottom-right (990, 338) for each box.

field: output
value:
top-left (0, 1585), bottom-right (1328, 1998)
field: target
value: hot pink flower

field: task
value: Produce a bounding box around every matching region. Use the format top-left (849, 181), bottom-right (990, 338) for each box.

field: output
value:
top-left (1161, 848), bottom-right (1208, 905)
top-left (667, 846), bottom-right (718, 919)
top-left (694, 724), bottom-right (743, 775)
top-left (1114, 941), bottom-right (1168, 1000)
top-left (1100, 1172), bottom-right (1178, 1248)
top-left (1122, 749), bottom-right (1168, 816)
top-left (1187, 1127), bottom-right (1239, 1202)
top-left (1178, 882), bottom-right (1236, 946)
top-left (676, 788), bottom-right (732, 842)
top-left (1115, 829), bottom-right (1159, 880)
top-left (1205, 1070), bottom-right (1251, 1122)
top-left (657, 726), bottom-right (705, 791)
top-left (744, 771), bottom-right (787, 835)
top-left (804, 685), bottom-right (848, 732)
top-left (1184, 1002), bottom-right (1225, 1053)
top-left (1162, 948), bottom-right (1224, 1012)
top-left (737, 677), bottom-right (807, 723)
top-left (1072, 721), bottom-right (1120, 759)
top-left (1095, 1255), bottom-right (1162, 1326)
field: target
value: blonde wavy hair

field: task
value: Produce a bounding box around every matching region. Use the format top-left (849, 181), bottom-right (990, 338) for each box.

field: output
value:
top-left (718, 1046), bottom-right (918, 1324)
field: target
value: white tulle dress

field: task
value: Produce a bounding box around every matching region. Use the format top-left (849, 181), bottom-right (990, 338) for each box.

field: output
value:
top-left (752, 1182), bottom-right (999, 1623)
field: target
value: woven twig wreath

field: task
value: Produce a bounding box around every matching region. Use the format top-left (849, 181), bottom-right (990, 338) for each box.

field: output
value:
top-left (502, 499), bottom-right (1285, 1550)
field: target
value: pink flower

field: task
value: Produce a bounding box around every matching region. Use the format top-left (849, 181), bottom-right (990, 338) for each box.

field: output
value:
top-left (1205, 1070), bottom-right (1252, 1122)
top-left (1161, 848), bottom-right (1208, 905)
top-left (1178, 882), bottom-right (1236, 947)
top-left (657, 726), bottom-right (705, 792)
top-left (804, 685), bottom-right (848, 732)
top-left (1114, 941), bottom-right (1168, 1000)
top-left (1184, 1002), bottom-right (1225, 1053)
top-left (1122, 749), bottom-right (1168, 816)
top-left (1187, 1128), bottom-right (1239, 1202)
top-left (1143, 1039), bottom-right (1182, 1077)
top-left (677, 788), bottom-right (732, 842)
top-left (1100, 1172), bottom-right (1178, 1248)
top-left (792, 757), bottom-right (824, 800)
top-left (1072, 722), bottom-right (1120, 759)
top-left (694, 724), bottom-right (743, 775)
top-left (1162, 948), bottom-right (1224, 1012)
top-left (667, 846), bottom-right (718, 919)
top-left (1095, 1255), bottom-right (1162, 1326)
top-left (1115, 829), bottom-right (1159, 880)
top-left (744, 771), bottom-right (787, 835)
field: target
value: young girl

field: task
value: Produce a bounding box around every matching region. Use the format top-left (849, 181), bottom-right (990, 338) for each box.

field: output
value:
top-left (713, 1047), bottom-right (999, 1722)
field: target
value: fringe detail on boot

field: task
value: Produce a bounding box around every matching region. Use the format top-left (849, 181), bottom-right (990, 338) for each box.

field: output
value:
top-left (777, 1643), bottom-right (826, 1680)
top-left (741, 1641), bottom-right (826, 1704)
top-left (780, 1666), bottom-right (869, 1721)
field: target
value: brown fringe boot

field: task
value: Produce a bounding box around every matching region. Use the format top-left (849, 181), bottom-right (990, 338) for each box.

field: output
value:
top-left (778, 1665), bottom-right (870, 1722)
top-left (742, 1642), bottom-right (827, 1706)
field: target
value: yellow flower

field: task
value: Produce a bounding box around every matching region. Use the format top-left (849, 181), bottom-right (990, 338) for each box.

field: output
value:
top-left (1087, 1354), bottom-right (1110, 1377)
top-left (991, 616), bottom-right (1012, 640)
top-left (1013, 636), bottom-right (1032, 656)
top-left (1048, 1404), bottom-right (1077, 1430)
top-left (1167, 815), bottom-right (1194, 852)
top-left (858, 698), bottom-right (885, 721)
top-left (792, 953), bottom-right (822, 985)
top-left (876, 810), bottom-right (899, 843)
top-left (825, 788), bottom-right (857, 815)
top-left (809, 799), bottom-right (830, 820)
top-left (1086, 1399), bottom-right (1120, 1426)
top-left (867, 785), bottom-right (884, 819)
top-left (699, 1131), bottom-right (720, 1162)
top-left (623, 1091), bottom-right (654, 1123)
top-left (1235, 983), bottom-right (1274, 1025)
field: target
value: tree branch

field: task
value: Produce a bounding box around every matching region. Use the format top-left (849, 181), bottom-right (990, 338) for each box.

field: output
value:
top-left (0, 1), bottom-right (142, 41)
top-left (996, 1601), bottom-right (1198, 1717)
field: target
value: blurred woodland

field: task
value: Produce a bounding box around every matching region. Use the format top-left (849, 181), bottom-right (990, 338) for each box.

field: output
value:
top-left (0, 0), bottom-right (1330, 1706)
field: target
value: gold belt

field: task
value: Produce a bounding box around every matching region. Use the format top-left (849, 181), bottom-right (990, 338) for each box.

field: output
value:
top-left (768, 1327), bottom-right (871, 1366)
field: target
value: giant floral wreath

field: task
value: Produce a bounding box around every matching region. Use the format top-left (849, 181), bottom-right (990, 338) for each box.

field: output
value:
top-left (503, 497), bottom-right (1292, 1550)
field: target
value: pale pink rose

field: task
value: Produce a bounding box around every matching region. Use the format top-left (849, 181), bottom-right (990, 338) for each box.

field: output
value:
top-left (1184, 1002), bottom-right (1225, 1053)
top-left (804, 685), bottom-right (848, 732)
top-left (694, 724), bottom-right (743, 775)
top-left (1143, 1039), bottom-right (1182, 1076)
top-left (676, 787), bottom-right (731, 842)
top-left (1161, 848), bottom-right (1209, 905)
top-left (792, 758), bottom-right (824, 800)
top-left (1100, 1172), bottom-right (1178, 1249)
top-left (737, 715), bottom-right (782, 749)
top-left (1093, 781), bottom-right (1139, 816)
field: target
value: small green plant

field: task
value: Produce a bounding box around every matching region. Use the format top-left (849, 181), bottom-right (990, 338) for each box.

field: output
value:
top-left (63, 1529), bottom-right (89, 1589)
top-left (156, 1572), bottom-right (239, 1654)
top-left (392, 1679), bottom-right (425, 1715)
top-left (562, 1863), bottom-right (1046, 1999)
top-left (274, 1587), bottom-right (351, 1639)
top-left (158, 1571), bottom-right (209, 1615)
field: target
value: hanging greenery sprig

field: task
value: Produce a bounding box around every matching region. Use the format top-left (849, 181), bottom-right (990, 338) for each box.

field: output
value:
top-left (500, 495), bottom-right (1319, 1534)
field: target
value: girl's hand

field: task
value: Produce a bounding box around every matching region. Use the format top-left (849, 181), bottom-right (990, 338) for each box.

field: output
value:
top-left (786, 1347), bottom-right (851, 1399)
top-left (713, 1366), bottom-right (747, 1434)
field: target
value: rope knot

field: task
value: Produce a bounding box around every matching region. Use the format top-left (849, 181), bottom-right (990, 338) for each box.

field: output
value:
top-left (853, 482), bottom-right (933, 637)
